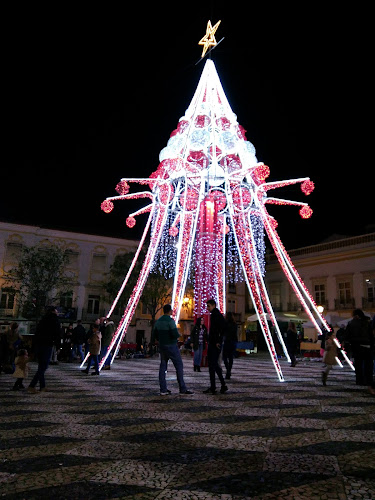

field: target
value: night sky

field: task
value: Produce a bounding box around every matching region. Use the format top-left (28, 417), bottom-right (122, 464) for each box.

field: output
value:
top-left (4, 3), bottom-right (373, 250)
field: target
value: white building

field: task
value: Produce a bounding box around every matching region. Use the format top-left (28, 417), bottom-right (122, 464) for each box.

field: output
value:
top-left (0, 221), bottom-right (139, 333)
top-left (263, 232), bottom-right (375, 338)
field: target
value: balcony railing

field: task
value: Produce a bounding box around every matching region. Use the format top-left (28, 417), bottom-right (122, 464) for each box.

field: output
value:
top-left (362, 297), bottom-right (375, 309)
top-left (334, 298), bottom-right (355, 310)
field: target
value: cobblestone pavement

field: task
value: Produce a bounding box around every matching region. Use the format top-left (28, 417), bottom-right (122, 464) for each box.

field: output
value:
top-left (0, 354), bottom-right (374, 499)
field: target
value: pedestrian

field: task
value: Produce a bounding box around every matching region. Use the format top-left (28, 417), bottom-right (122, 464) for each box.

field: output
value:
top-left (345, 309), bottom-right (374, 395)
top-left (7, 322), bottom-right (22, 370)
top-left (12, 349), bottom-right (29, 390)
top-left (62, 323), bottom-right (74, 362)
top-left (286, 322), bottom-right (298, 367)
top-left (190, 317), bottom-right (207, 372)
top-left (101, 317), bottom-right (115, 370)
top-left (28, 306), bottom-right (61, 393)
top-left (223, 311), bottom-right (238, 380)
top-left (72, 320), bottom-right (86, 363)
top-left (204, 299), bottom-right (228, 394)
top-left (82, 324), bottom-right (102, 375)
top-left (321, 332), bottom-right (338, 386)
top-left (152, 304), bottom-right (193, 395)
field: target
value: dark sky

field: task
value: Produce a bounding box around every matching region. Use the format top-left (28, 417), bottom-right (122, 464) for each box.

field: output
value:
top-left (4, 3), bottom-right (373, 249)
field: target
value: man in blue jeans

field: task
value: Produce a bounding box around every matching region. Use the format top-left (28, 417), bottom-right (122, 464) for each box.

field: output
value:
top-left (152, 304), bottom-right (193, 396)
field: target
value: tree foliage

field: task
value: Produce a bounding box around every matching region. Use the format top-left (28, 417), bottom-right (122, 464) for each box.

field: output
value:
top-left (4, 243), bottom-right (71, 320)
top-left (104, 251), bottom-right (172, 327)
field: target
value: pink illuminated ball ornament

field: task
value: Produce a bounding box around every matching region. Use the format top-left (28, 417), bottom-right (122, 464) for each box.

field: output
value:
top-left (126, 216), bottom-right (136, 228)
top-left (301, 180), bottom-right (315, 196)
top-left (101, 200), bottom-right (114, 213)
top-left (169, 226), bottom-right (179, 237)
top-left (116, 181), bottom-right (130, 195)
top-left (299, 206), bottom-right (313, 219)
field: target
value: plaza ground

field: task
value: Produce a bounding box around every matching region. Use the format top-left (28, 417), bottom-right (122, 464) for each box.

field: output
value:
top-left (0, 353), bottom-right (374, 499)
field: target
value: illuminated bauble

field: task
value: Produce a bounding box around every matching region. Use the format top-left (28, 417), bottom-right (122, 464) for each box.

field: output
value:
top-left (101, 200), bottom-right (114, 213)
top-left (169, 226), bottom-right (179, 237)
top-left (254, 164), bottom-right (270, 182)
top-left (115, 181), bottom-right (129, 195)
top-left (221, 154), bottom-right (242, 173)
top-left (269, 217), bottom-right (278, 229)
top-left (218, 131), bottom-right (238, 153)
top-left (167, 135), bottom-right (184, 154)
top-left (187, 151), bottom-right (209, 170)
top-left (195, 114), bottom-right (211, 128)
top-left (237, 124), bottom-right (247, 140)
top-left (232, 185), bottom-right (252, 209)
top-left (216, 116), bottom-right (231, 130)
top-left (179, 186), bottom-right (199, 211)
top-left (299, 205), bottom-right (313, 219)
top-left (177, 119), bottom-right (189, 133)
top-left (190, 129), bottom-right (210, 150)
top-left (301, 180), bottom-right (315, 195)
top-left (126, 216), bottom-right (136, 228)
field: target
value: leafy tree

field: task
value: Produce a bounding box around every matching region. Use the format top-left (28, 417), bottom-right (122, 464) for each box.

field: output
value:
top-left (3, 242), bottom-right (71, 321)
top-left (104, 251), bottom-right (172, 329)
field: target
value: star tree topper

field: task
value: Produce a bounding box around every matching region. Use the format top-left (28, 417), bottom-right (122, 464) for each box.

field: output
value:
top-left (198, 20), bottom-right (221, 58)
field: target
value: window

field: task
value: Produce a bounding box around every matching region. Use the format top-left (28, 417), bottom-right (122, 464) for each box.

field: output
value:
top-left (5, 242), bottom-right (23, 262)
top-left (338, 282), bottom-right (351, 303)
top-left (366, 279), bottom-right (374, 303)
top-left (314, 283), bottom-right (326, 305)
top-left (228, 299), bottom-right (236, 313)
top-left (65, 250), bottom-right (79, 268)
top-left (228, 283), bottom-right (236, 294)
top-left (92, 254), bottom-right (106, 271)
top-left (269, 283), bottom-right (282, 311)
top-left (60, 291), bottom-right (73, 309)
top-left (0, 290), bottom-right (15, 310)
top-left (87, 295), bottom-right (100, 315)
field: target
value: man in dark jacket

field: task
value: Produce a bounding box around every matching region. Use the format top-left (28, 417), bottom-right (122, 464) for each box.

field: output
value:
top-left (72, 320), bottom-right (86, 363)
top-left (345, 308), bottom-right (374, 394)
top-left (28, 306), bottom-right (61, 393)
top-left (204, 299), bottom-right (228, 394)
top-left (152, 304), bottom-right (193, 396)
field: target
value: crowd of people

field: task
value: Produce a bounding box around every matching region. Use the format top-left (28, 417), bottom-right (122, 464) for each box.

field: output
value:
top-left (0, 303), bottom-right (374, 396)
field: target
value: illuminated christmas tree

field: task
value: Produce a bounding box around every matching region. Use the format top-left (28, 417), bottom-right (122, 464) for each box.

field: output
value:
top-left (97, 22), bottom-right (353, 380)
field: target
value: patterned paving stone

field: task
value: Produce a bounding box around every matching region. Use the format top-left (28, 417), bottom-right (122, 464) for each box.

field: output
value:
top-left (0, 354), bottom-right (374, 499)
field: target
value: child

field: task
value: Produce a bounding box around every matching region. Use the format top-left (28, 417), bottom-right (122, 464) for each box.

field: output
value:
top-left (12, 349), bottom-right (29, 390)
top-left (81, 324), bottom-right (101, 375)
top-left (321, 332), bottom-right (337, 386)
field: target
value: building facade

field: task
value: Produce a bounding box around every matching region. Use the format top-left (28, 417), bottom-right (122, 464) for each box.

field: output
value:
top-left (263, 232), bottom-right (375, 337)
top-left (0, 222), bottom-right (139, 333)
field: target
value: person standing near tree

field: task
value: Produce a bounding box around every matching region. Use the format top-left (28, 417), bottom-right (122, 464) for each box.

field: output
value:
top-left (204, 299), bottom-right (228, 394)
top-left (190, 317), bottom-right (207, 372)
top-left (28, 306), bottom-right (61, 393)
top-left (152, 304), bottom-right (193, 396)
top-left (72, 320), bottom-right (86, 363)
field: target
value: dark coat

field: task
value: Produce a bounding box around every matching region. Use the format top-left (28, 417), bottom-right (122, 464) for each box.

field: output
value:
top-left (224, 321), bottom-right (238, 343)
top-left (72, 324), bottom-right (86, 345)
top-left (208, 308), bottom-right (226, 346)
top-left (34, 312), bottom-right (61, 348)
top-left (346, 318), bottom-right (373, 350)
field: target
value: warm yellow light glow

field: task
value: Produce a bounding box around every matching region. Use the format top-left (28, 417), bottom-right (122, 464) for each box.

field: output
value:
top-left (198, 20), bottom-right (221, 58)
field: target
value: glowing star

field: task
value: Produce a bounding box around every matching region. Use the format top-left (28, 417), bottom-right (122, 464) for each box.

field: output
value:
top-left (198, 20), bottom-right (221, 58)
